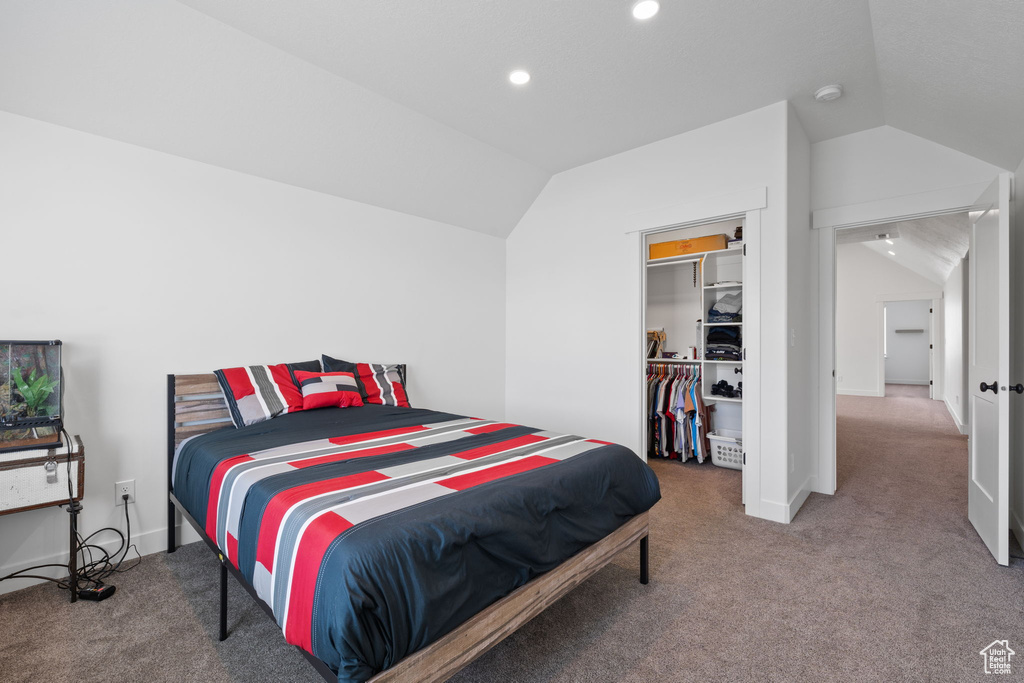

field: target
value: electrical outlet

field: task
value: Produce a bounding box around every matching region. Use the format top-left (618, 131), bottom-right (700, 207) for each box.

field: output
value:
top-left (789, 452), bottom-right (795, 474)
top-left (115, 480), bottom-right (135, 506)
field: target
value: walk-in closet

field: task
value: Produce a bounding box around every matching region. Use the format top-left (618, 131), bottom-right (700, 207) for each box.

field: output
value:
top-left (643, 218), bottom-right (745, 470)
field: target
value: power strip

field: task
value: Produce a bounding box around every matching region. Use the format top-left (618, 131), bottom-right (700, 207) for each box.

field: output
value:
top-left (77, 585), bottom-right (116, 601)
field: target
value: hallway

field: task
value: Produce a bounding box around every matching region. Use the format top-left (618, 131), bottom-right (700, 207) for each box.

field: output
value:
top-left (836, 382), bottom-right (962, 493)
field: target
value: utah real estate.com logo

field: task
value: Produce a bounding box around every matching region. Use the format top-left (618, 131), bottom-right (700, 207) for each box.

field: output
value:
top-left (980, 640), bottom-right (1015, 674)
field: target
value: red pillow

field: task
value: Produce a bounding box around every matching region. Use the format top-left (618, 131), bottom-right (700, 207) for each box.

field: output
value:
top-left (294, 371), bottom-right (364, 410)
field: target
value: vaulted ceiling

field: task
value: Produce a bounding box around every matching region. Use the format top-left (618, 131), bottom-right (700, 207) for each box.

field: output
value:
top-left (836, 213), bottom-right (970, 285)
top-left (2, 0), bottom-right (1022, 236)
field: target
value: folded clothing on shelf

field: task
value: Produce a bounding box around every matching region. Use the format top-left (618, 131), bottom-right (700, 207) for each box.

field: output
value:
top-left (705, 325), bottom-right (741, 361)
top-left (708, 292), bottom-right (742, 323)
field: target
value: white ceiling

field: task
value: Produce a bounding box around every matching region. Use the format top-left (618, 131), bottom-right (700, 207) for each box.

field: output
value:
top-left (176, 0), bottom-right (1024, 172)
top-left (175, 0), bottom-right (887, 173)
top-left (2, 0), bottom-right (1023, 235)
top-left (836, 213), bottom-right (970, 284)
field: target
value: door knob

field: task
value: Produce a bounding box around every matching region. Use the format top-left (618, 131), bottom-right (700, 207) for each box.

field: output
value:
top-left (1010, 384), bottom-right (1024, 395)
top-left (980, 381), bottom-right (999, 394)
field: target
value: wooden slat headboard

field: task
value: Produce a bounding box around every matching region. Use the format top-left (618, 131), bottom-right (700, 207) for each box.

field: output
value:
top-left (167, 365), bottom-right (407, 450)
top-left (169, 374), bottom-right (232, 449)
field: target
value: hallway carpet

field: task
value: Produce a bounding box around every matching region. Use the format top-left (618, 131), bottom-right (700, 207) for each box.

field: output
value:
top-left (884, 383), bottom-right (930, 398)
top-left (2, 392), bottom-right (1021, 682)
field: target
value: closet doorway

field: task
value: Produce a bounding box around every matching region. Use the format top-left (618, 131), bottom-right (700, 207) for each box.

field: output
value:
top-left (639, 212), bottom-right (760, 513)
top-left (883, 298), bottom-right (936, 398)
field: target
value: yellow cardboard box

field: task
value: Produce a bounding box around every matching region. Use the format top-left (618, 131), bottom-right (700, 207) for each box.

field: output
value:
top-left (649, 234), bottom-right (729, 260)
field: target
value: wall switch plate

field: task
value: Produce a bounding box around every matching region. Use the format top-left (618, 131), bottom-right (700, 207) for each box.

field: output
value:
top-left (115, 480), bottom-right (135, 506)
top-left (789, 452), bottom-right (795, 474)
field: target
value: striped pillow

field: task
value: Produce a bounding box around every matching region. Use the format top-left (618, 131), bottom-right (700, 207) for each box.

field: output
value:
top-left (322, 355), bottom-right (410, 407)
top-left (356, 363), bottom-right (410, 407)
top-left (214, 360), bottom-right (319, 428)
top-left (294, 371), bottom-right (364, 410)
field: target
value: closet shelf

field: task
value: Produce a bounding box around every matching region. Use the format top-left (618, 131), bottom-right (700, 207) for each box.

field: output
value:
top-left (645, 244), bottom-right (743, 268)
top-left (646, 358), bottom-right (700, 364)
top-left (705, 322), bottom-right (742, 327)
top-left (703, 360), bottom-right (743, 365)
top-left (703, 282), bottom-right (743, 290)
top-left (703, 395), bottom-right (742, 404)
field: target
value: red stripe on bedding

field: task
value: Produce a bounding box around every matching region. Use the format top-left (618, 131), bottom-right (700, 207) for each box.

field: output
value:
top-left (255, 471), bottom-right (389, 570)
top-left (390, 379), bottom-right (409, 408)
top-left (221, 367), bottom-right (255, 400)
top-left (465, 423), bottom-right (517, 435)
top-left (586, 439), bottom-right (613, 445)
top-left (437, 455), bottom-right (558, 491)
top-left (291, 443), bottom-right (413, 469)
top-left (284, 511), bottom-right (354, 651)
top-left (205, 454), bottom-right (255, 539)
top-left (451, 434), bottom-right (547, 460)
top-left (269, 364), bottom-right (303, 413)
top-left (328, 425), bottom-right (429, 446)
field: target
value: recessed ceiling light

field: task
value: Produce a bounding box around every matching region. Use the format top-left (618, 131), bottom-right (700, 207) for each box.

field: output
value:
top-left (887, 250), bottom-right (896, 256)
top-left (509, 70), bottom-right (530, 86)
top-left (814, 84), bottom-right (843, 102)
top-left (885, 239), bottom-right (894, 245)
top-left (632, 1), bottom-right (660, 20)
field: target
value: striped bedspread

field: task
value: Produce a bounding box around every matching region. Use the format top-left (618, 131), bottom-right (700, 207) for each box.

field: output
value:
top-left (173, 405), bottom-right (660, 682)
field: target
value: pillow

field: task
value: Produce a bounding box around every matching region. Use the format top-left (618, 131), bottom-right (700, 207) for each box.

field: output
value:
top-left (294, 370), bottom-right (364, 410)
top-left (321, 354), bottom-right (359, 376)
top-left (214, 360), bottom-right (320, 428)
top-left (356, 363), bottom-right (410, 407)
top-left (322, 354), bottom-right (410, 407)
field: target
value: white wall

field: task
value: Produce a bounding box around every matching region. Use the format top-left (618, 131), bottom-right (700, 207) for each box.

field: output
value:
top-left (836, 244), bottom-right (938, 396)
top-left (0, 112), bottom-right (507, 593)
top-left (884, 300), bottom-right (931, 384)
top-left (942, 258), bottom-right (968, 430)
top-left (505, 101), bottom-right (801, 522)
top-left (811, 125), bottom-right (1006, 211)
top-left (785, 105), bottom-right (818, 511)
top-left (645, 266), bottom-right (702, 357)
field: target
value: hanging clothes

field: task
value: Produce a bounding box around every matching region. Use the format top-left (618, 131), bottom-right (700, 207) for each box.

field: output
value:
top-left (646, 363), bottom-right (710, 462)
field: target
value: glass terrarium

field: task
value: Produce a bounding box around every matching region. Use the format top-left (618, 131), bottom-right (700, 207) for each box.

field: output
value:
top-left (1, 340), bottom-right (63, 452)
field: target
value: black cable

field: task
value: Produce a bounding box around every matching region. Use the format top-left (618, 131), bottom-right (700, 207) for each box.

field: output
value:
top-left (0, 429), bottom-right (141, 592)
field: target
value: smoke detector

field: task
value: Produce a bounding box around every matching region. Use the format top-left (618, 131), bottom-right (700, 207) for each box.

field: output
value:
top-left (814, 84), bottom-right (843, 102)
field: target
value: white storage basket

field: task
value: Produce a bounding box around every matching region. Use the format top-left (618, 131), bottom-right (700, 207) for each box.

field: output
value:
top-left (708, 430), bottom-right (742, 470)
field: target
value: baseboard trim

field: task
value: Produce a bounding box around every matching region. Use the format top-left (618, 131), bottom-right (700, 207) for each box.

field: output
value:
top-left (837, 389), bottom-right (883, 397)
top-left (754, 498), bottom-right (790, 524)
top-left (943, 397), bottom-right (968, 435)
top-left (886, 379), bottom-right (930, 386)
top-left (755, 475), bottom-right (815, 525)
top-left (786, 474), bottom-right (815, 522)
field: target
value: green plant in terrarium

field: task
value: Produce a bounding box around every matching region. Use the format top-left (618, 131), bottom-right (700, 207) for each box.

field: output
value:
top-left (12, 367), bottom-right (60, 417)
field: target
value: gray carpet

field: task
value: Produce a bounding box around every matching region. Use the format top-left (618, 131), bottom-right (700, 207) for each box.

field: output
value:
top-left (2, 390), bottom-right (1022, 682)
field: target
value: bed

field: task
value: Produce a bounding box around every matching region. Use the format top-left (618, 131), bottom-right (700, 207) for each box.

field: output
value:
top-left (166, 372), bottom-right (660, 682)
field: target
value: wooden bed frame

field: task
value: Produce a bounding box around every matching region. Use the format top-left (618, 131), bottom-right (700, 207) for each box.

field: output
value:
top-left (166, 373), bottom-right (650, 683)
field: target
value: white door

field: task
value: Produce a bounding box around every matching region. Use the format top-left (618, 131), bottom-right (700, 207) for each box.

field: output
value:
top-left (967, 174), bottom-right (1013, 566)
